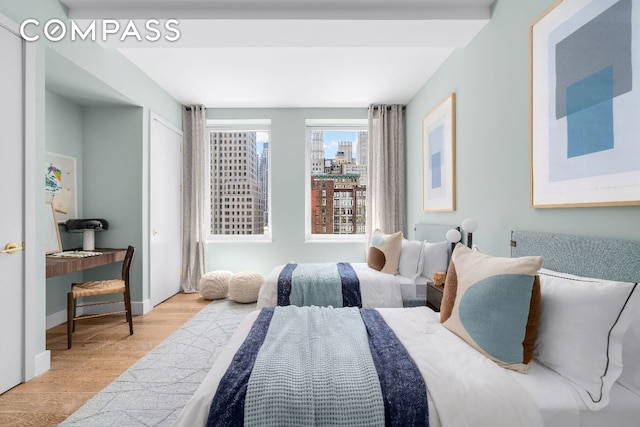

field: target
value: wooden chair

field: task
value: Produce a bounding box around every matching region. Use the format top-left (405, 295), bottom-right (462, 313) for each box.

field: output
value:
top-left (67, 246), bottom-right (135, 349)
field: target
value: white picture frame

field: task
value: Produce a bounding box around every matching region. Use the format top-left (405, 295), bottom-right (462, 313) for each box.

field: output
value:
top-left (45, 152), bottom-right (77, 222)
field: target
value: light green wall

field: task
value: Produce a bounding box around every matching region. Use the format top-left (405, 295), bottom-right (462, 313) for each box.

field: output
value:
top-left (82, 107), bottom-right (146, 302)
top-left (206, 108), bottom-right (368, 277)
top-left (406, 0), bottom-right (640, 257)
top-left (44, 90), bottom-right (84, 315)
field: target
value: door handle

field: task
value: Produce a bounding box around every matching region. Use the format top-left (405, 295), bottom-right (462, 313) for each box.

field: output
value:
top-left (152, 230), bottom-right (158, 236)
top-left (1, 242), bottom-right (24, 254)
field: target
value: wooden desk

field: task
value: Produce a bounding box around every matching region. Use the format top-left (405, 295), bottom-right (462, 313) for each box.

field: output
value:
top-left (46, 248), bottom-right (127, 279)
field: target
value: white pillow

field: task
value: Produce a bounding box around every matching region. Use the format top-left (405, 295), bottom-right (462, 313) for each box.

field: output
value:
top-left (535, 268), bottom-right (640, 410)
top-left (618, 309), bottom-right (640, 396)
top-left (420, 241), bottom-right (449, 281)
top-left (398, 239), bottom-right (424, 280)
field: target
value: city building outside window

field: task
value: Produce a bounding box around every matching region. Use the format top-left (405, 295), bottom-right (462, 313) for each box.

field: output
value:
top-left (207, 122), bottom-right (270, 241)
top-left (305, 121), bottom-right (368, 241)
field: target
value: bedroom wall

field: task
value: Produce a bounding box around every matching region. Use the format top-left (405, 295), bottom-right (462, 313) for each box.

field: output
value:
top-left (405, 0), bottom-right (640, 257)
top-left (44, 90), bottom-right (84, 319)
top-left (205, 108), bottom-right (368, 276)
top-left (82, 106), bottom-right (146, 303)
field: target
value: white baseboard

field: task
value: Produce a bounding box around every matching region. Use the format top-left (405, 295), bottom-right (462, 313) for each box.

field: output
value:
top-left (34, 350), bottom-right (51, 377)
top-left (135, 299), bottom-right (152, 315)
top-left (46, 299), bottom-right (152, 329)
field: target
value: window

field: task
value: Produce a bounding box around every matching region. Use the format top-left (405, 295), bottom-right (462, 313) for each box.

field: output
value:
top-left (207, 121), bottom-right (271, 240)
top-left (305, 121), bottom-right (368, 240)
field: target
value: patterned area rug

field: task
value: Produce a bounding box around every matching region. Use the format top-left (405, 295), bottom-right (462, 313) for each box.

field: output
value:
top-left (59, 299), bottom-right (256, 427)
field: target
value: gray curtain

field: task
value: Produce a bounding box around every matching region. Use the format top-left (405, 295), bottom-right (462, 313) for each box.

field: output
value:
top-left (181, 105), bottom-right (207, 293)
top-left (366, 104), bottom-right (405, 239)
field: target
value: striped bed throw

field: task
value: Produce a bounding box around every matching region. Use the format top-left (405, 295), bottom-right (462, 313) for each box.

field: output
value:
top-left (207, 306), bottom-right (428, 427)
top-left (277, 262), bottom-right (362, 307)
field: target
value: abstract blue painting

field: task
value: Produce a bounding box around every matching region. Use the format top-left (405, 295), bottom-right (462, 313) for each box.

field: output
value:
top-left (423, 93), bottom-right (456, 211)
top-left (531, 0), bottom-right (640, 207)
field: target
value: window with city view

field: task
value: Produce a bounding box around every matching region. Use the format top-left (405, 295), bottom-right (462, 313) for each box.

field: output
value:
top-left (306, 124), bottom-right (368, 238)
top-left (207, 125), bottom-right (270, 238)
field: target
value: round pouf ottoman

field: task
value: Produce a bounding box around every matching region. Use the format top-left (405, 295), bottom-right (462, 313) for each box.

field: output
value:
top-left (228, 271), bottom-right (264, 303)
top-left (199, 270), bottom-right (233, 300)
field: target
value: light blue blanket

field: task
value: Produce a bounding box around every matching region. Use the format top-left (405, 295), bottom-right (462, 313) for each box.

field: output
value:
top-left (289, 263), bottom-right (344, 307)
top-left (244, 306), bottom-right (385, 426)
top-left (207, 307), bottom-right (429, 426)
top-left (277, 262), bottom-right (362, 307)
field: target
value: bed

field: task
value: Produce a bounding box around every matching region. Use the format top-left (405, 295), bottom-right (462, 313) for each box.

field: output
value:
top-left (174, 231), bottom-right (640, 427)
top-left (256, 224), bottom-right (457, 309)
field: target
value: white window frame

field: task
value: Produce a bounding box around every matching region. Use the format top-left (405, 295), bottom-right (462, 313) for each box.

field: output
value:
top-left (304, 119), bottom-right (368, 242)
top-left (206, 119), bottom-right (272, 242)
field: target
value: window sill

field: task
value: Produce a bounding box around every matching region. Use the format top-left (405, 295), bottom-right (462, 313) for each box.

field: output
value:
top-left (304, 235), bottom-right (366, 244)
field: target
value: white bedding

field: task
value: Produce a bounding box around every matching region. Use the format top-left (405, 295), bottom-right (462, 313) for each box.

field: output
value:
top-left (256, 262), bottom-right (404, 309)
top-left (175, 307), bottom-right (550, 427)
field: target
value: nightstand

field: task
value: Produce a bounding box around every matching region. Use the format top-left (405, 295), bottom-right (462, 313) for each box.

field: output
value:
top-left (426, 283), bottom-right (444, 312)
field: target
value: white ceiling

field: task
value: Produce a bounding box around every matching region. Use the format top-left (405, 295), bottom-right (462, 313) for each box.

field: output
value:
top-left (59, 0), bottom-right (493, 108)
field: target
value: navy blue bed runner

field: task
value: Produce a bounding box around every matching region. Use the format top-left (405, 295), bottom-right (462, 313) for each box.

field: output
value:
top-left (207, 306), bottom-right (428, 427)
top-left (277, 262), bottom-right (362, 307)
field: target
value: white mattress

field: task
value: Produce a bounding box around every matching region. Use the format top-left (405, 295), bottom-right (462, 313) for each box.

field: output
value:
top-left (173, 307), bottom-right (640, 427)
top-left (397, 273), bottom-right (429, 300)
top-left (256, 262), bottom-right (404, 309)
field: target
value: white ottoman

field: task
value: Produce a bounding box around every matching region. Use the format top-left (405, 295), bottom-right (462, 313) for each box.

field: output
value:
top-left (199, 270), bottom-right (233, 300)
top-left (228, 271), bottom-right (264, 303)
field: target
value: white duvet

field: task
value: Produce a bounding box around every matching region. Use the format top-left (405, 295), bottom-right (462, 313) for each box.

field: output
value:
top-left (173, 307), bottom-right (545, 427)
top-left (256, 262), bottom-right (404, 309)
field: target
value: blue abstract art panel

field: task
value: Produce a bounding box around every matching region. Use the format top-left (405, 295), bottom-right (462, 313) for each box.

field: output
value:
top-left (531, 0), bottom-right (640, 206)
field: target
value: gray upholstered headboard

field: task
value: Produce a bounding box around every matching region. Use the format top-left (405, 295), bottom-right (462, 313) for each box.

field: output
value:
top-left (414, 223), bottom-right (458, 243)
top-left (511, 231), bottom-right (640, 283)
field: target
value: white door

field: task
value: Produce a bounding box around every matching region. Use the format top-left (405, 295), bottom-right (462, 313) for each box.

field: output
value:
top-left (150, 113), bottom-right (183, 306)
top-left (0, 23), bottom-right (25, 394)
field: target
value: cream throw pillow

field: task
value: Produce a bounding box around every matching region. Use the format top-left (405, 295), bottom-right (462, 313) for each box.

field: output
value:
top-left (367, 229), bottom-right (402, 274)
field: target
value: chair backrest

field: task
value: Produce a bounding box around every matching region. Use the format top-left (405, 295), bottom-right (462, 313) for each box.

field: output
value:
top-left (121, 246), bottom-right (136, 286)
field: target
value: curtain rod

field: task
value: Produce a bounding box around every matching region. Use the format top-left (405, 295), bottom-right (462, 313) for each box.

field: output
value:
top-left (182, 105), bottom-right (205, 111)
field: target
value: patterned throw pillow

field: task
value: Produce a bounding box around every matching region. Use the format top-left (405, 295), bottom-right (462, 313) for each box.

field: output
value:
top-left (441, 244), bottom-right (543, 373)
top-left (367, 229), bottom-right (402, 274)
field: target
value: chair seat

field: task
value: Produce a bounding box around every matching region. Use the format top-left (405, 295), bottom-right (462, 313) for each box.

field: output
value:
top-left (72, 279), bottom-right (126, 297)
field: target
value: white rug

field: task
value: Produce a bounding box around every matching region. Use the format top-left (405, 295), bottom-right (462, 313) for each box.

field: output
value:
top-left (59, 299), bottom-right (256, 427)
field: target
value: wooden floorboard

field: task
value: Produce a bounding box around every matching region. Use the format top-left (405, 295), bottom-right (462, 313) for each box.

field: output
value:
top-left (0, 293), bottom-right (209, 427)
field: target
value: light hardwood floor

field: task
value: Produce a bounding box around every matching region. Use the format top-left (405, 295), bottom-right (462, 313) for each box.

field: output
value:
top-left (0, 293), bottom-right (209, 427)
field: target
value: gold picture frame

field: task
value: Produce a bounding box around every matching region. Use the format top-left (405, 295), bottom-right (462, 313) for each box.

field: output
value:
top-left (530, 0), bottom-right (640, 208)
top-left (422, 93), bottom-right (456, 212)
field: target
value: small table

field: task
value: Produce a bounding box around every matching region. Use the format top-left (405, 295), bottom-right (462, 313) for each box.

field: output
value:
top-left (46, 248), bottom-right (127, 279)
top-left (426, 283), bottom-right (444, 312)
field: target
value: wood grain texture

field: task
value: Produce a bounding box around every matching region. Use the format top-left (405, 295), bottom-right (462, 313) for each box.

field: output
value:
top-left (0, 293), bottom-right (209, 426)
top-left (46, 248), bottom-right (127, 278)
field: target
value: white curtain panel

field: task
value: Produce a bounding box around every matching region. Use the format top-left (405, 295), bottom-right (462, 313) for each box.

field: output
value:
top-left (181, 105), bottom-right (207, 292)
top-left (366, 104), bottom-right (405, 242)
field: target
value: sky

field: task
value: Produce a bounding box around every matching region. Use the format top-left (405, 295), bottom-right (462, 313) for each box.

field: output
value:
top-left (255, 130), bottom-right (361, 159)
top-left (322, 130), bottom-right (359, 160)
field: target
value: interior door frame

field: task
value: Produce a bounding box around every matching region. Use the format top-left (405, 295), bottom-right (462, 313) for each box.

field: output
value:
top-left (0, 13), bottom-right (39, 381)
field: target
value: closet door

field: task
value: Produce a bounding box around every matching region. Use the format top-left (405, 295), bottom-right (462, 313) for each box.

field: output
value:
top-left (0, 22), bottom-right (25, 394)
top-left (150, 113), bottom-right (183, 306)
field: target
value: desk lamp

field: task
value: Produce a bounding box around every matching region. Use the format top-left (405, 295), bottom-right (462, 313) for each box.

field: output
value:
top-left (65, 219), bottom-right (109, 251)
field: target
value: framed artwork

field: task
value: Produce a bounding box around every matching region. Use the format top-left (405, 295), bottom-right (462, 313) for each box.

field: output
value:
top-left (530, 0), bottom-right (640, 208)
top-left (422, 93), bottom-right (456, 212)
top-left (45, 152), bottom-right (77, 222)
top-left (44, 202), bottom-right (62, 254)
